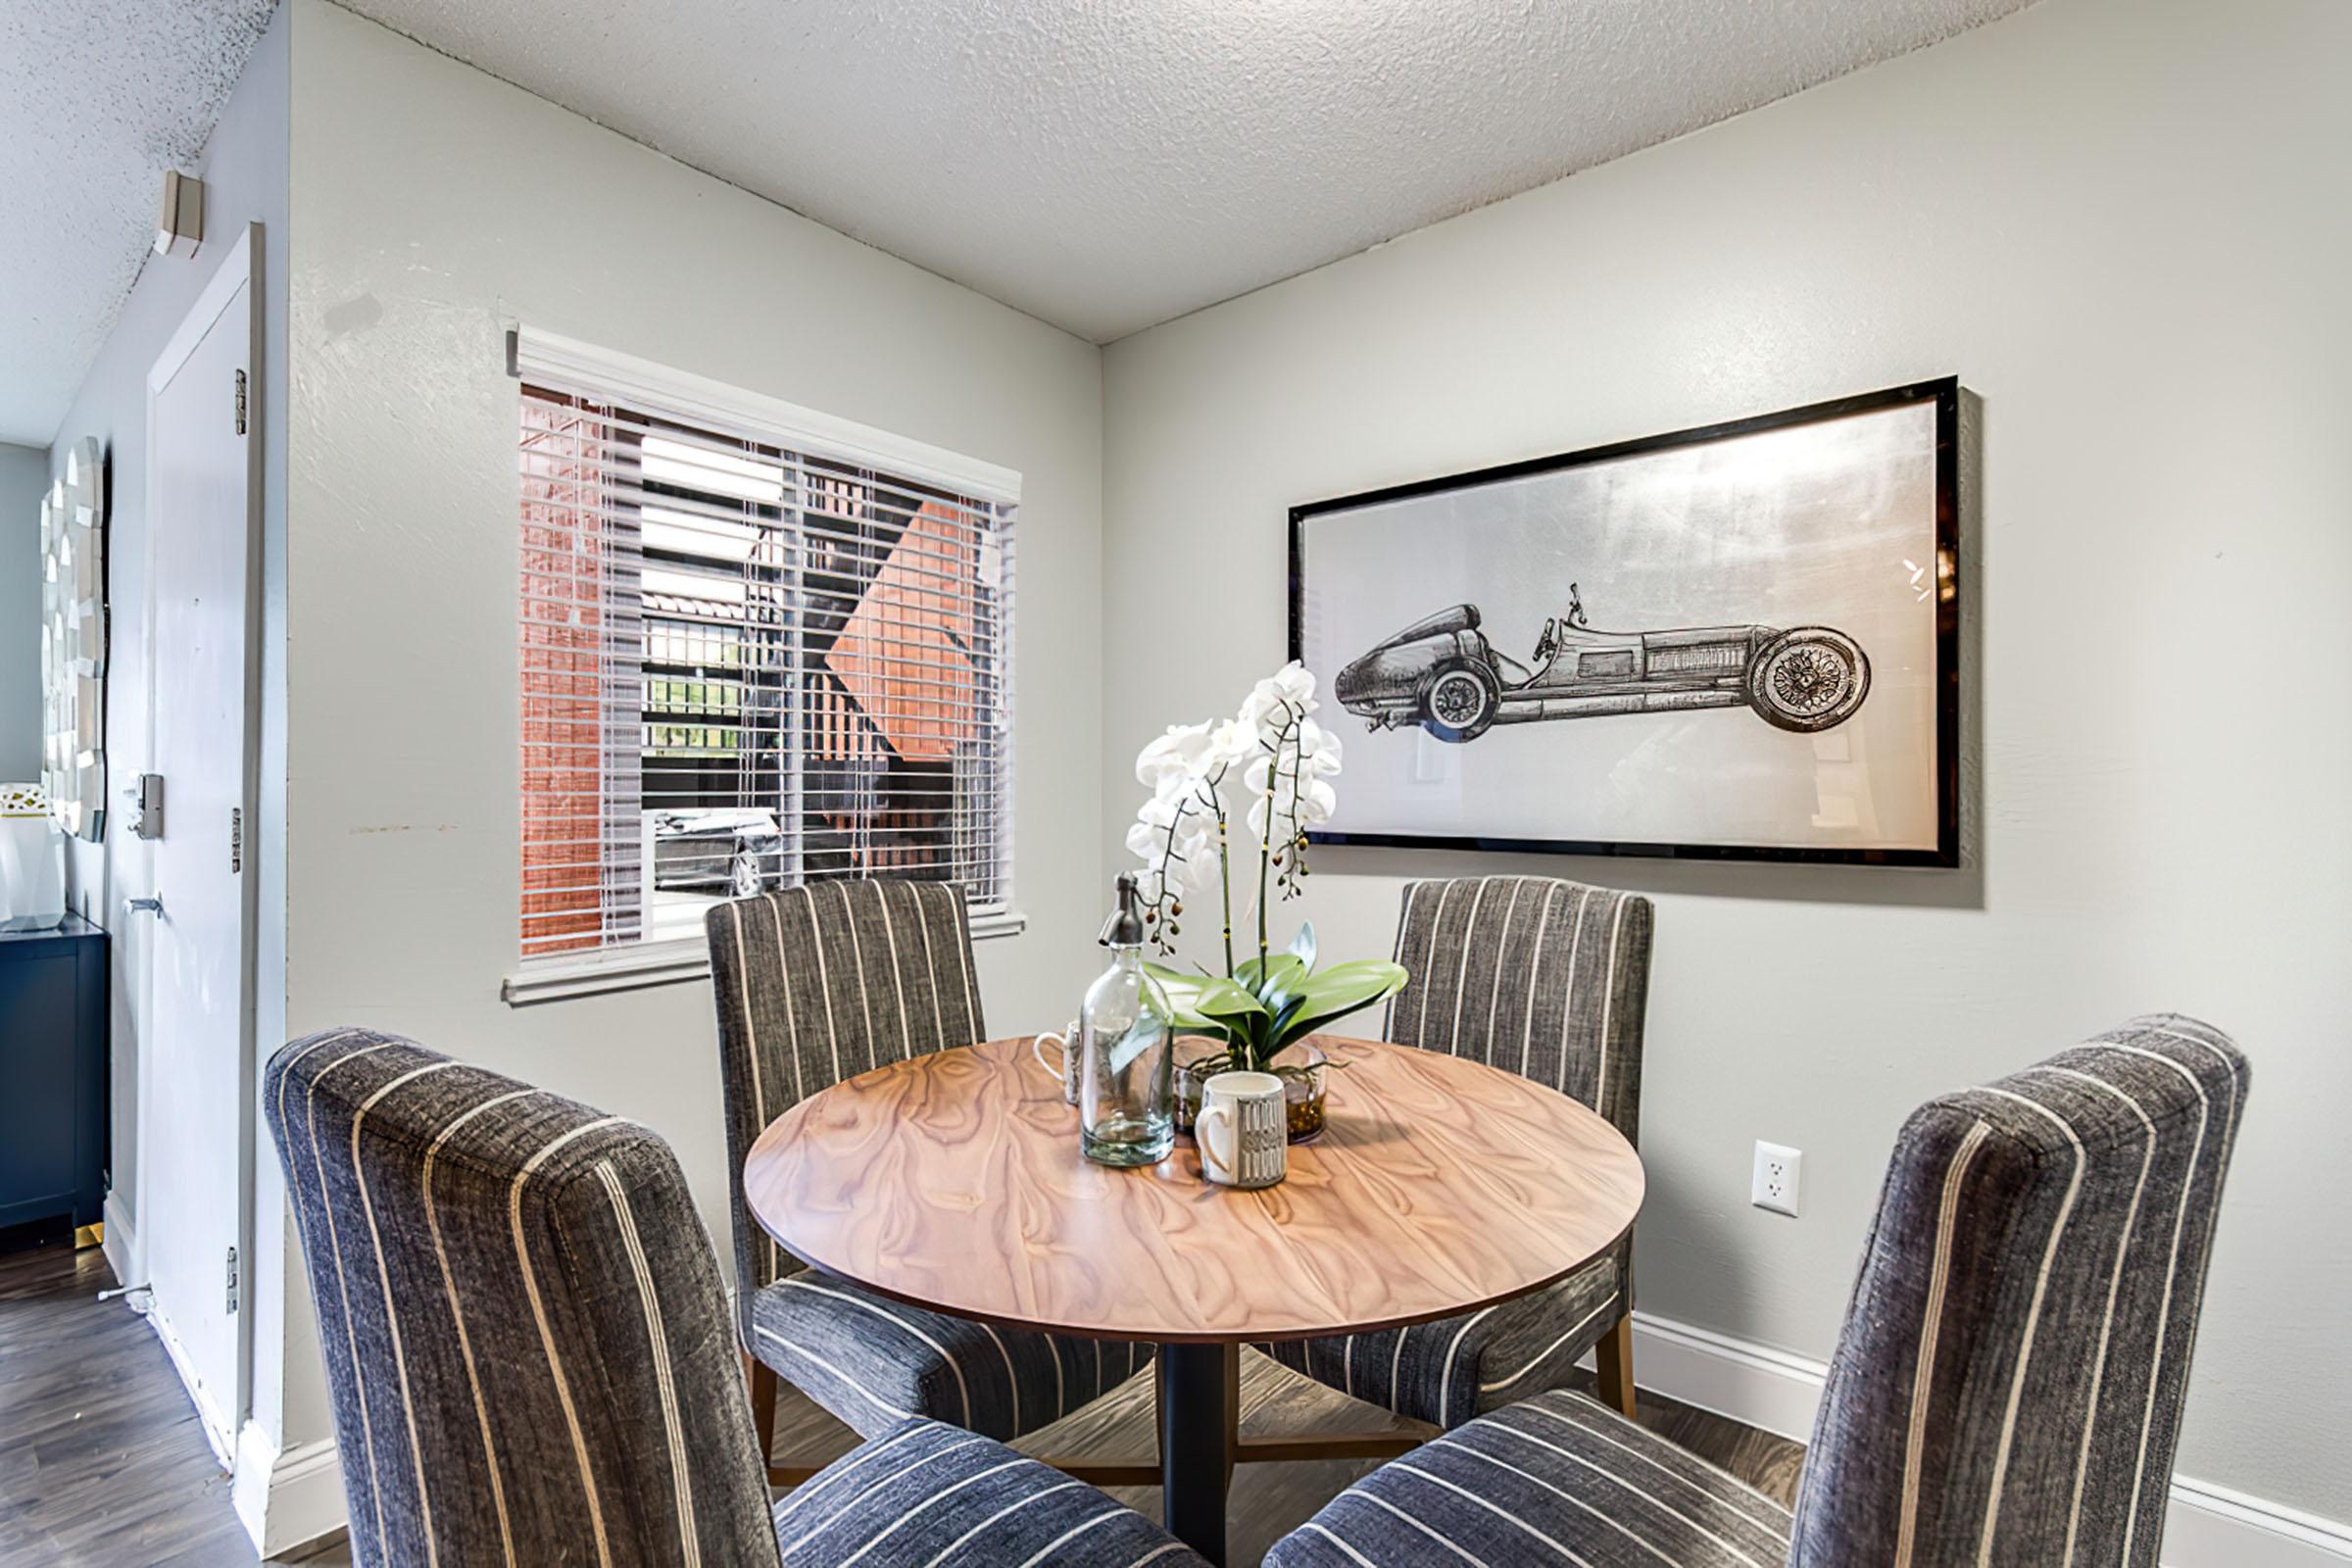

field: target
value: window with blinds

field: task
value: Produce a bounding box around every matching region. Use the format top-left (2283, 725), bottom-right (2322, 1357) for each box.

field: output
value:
top-left (514, 340), bottom-right (1014, 963)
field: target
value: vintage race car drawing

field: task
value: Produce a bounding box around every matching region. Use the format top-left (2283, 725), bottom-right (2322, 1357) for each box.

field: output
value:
top-left (1333, 589), bottom-right (1870, 743)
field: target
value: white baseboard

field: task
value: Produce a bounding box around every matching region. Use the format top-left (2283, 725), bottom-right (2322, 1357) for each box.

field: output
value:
top-left (100, 1191), bottom-right (136, 1288)
top-left (1605, 1309), bottom-right (2351, 1567)
top-left (232, 1420), bottom-right (347, 1559)
top-left (1611, 1311), bottom-right (1828, 1443)
top-left (141, 1295), bottom-right (236, 1468)
top-left (231, 1421), bottom-right (278, 1545)
top-left (2164, 1477), bottom-right (2352, 1568)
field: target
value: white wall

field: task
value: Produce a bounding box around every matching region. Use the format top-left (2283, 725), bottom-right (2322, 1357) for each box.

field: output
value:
top-left (278, 0), bottom-right (1107, 1453)
top-left (1102, 0), bottom-right (2349, 1525)
top-left (0, 440), bottom-right (46, 779)
top-left (45, 6), bottom-right (292, 1453)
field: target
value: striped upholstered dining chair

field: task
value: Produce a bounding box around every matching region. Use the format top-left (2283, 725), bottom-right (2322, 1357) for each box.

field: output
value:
top-left (266, 1029), bottom-right (1206, 1568)
top-left (1265, 1014), bottom-right (2250, 1568)
top-left (708, 878), bottom-right (1149, 1469)
top-left (1264, 874), bottom-right (1654, 1428)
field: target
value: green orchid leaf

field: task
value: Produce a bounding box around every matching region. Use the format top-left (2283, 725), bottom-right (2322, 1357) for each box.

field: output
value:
top-left (1284, 920), bottom-right (1317, 972)
top-left (1270, 992), bottom-right (1309, 1039)
top-left (1107, 1015), bottom-right (1163, 1076)
top-left (1232, 956), bottom-right (1308, 1013)
top-left (1266, 960), bottom-right (1410, 1053)
top-left (1140, 964), bottom-right (1206, 1026)
top-left (1191, 975), bottom-right (1270, 1024)
top-left (1140, 965), bottom-right (1263, 1033)
top-left (1296, 958), bottom-right (1410, 994)
top-left (1175, 1023), bottom-right (1234, 1053)
top-left (1232, 953), bottom-right (1305, 995)
top-left (1250, 955), bottom-right (1307, 1005)
top-left (1140, 971), bottom-right (1176, 1022)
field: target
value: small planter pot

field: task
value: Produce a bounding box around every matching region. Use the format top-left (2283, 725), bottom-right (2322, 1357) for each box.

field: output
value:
top-left (1174, 1038), bottom-right (1332, 1144)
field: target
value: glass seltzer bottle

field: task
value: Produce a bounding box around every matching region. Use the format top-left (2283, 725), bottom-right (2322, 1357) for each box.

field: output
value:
top-left (1079, 872), bottom-right (1173, 1167)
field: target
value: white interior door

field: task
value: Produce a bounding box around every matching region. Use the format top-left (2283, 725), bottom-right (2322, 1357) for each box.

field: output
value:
top-left (137, 228), bottom-right (260, 1453)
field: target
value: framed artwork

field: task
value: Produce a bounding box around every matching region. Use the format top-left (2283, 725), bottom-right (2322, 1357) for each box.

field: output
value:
top-left (1289, 378), bottom-right (1958, 866)
top-left (40, 437), bottom-right (109, 843)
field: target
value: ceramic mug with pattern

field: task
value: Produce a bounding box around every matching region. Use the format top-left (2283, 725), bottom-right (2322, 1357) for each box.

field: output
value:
top-left (1197, 1070), bottom-right (1287, 1189)
top-left (1032, 1018), bottom-right (1083, 1105)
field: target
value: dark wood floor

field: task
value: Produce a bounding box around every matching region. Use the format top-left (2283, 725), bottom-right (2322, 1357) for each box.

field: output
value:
top-left (1, 1226), bottom-right (1803, 1567)
top-left (0, 1223), bottom-right (263, 1567)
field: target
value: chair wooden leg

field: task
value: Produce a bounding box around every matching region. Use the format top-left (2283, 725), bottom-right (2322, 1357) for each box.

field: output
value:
top-left (745, 1348), bottom-right (778, 1469)
top-left (1594, 1313), bottom-right (1638, 1419)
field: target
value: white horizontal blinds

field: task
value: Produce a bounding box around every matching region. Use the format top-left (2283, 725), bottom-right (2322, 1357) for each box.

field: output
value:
top-left (515, 368), bottom-right (1015, 962)
top-left (519, 391), bottom-right (643, 956)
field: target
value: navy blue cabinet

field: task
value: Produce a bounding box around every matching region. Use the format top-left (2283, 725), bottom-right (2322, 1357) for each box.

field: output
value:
top-left (0, 914), bottom-right (109, 1233)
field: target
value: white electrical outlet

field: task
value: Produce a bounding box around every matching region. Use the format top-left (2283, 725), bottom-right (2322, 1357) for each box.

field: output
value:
top-left (1752, 1140), bottom-right (1803, 1217)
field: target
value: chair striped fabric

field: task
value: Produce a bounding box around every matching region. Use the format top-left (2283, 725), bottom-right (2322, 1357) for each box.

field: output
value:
top-left (1792, 1012), bottom-right (2248, 1564)
top-left (1264, 1014), bottom-right (2250, 1568)
top-left (266, 1028), bottom-right (1205, 1568)
top-left (1272, 1387), bottom-right (1790, 1568)
top-left (708, 878), bottom-right (1147, 1448)
top-left (779, 1419), bottom-right (1203, 1568)
top-left (1264, 874), bottom-right (1654, 1430)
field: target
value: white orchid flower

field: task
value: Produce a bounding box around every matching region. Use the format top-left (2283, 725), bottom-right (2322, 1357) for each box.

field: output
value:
top-left (1243, 710), bottom-right (1340, 805)
top-left (1265, 660), bottom-right (1316, 707)
top-left (1296, 715), bottom-right (1343, 774)
top-left (1243, 794), bottom-right (1272, 841)
top-left (1205, 717), bottom-right (1257, 773)
top-left (1248, 776), bottom-right (1336, 840)
top-left (1139, 717), bottom-right (1254, 806)
top-left (1133, 663), bottom-right (1352, 960)
top-left (1124, 812), bottom-right (1170, 860)
top-left (1131, 789), bottom-right (1218, 891)
top-left (1239, 661), bottom-right (1318, 737)
top-left (1135, 720), bottom-right (1216, 788)
top-left (1131, 790), bottom-right (1209, 845)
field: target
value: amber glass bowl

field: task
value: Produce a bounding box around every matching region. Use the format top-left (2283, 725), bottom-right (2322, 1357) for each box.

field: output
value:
top-left (1173, 1038), bottom-right (1331, 1144)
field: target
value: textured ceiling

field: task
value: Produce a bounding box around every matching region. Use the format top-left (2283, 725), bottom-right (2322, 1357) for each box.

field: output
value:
top-left (0, 0), bottom-right (275, 446)
top-left (335, 0), bottom-right (2031, 343)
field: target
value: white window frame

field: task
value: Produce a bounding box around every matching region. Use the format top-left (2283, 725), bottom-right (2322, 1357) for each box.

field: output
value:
top-left (502, 327), bottom-right (1023, 1005)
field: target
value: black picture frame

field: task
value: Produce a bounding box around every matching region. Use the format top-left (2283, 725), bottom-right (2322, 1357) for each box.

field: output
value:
top-left (1288, 376), bottom-right (1961, 868)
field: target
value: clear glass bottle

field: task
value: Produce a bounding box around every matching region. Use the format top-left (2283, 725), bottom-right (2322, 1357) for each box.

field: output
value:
top-left (1079, 872), bottom-right (1173, 1167)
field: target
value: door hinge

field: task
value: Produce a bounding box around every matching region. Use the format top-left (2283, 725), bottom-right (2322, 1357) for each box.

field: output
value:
top-left (229, 807), bottom-right (243, 873)
top-left (234, 369), bottom-right (248, 435)
top-left (224, 1246), bottom-right (240, 1314)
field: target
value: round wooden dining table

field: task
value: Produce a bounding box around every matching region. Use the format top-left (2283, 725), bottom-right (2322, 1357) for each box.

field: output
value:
top-left (744, 1033), bottom-right (1644, 1566)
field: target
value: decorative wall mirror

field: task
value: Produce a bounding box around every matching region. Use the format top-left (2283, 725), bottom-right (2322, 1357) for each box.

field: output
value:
top-left (40, 437), bottom-right (108, 841)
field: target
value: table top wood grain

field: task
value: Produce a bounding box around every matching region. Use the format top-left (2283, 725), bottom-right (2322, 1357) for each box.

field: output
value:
top-left (744, 1034), bottom-right (1644, 1344)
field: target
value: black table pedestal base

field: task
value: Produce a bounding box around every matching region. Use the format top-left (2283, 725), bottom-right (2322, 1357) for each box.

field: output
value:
top-left (1156, 1341), bottom-right (1238, 1566)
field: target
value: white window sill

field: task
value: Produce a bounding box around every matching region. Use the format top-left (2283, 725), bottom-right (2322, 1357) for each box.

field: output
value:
top-left (501, 909), bottom-right (1028, 1006)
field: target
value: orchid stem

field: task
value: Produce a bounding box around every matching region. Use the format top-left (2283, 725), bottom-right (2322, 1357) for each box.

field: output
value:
top-left (1256, 840), bottom-right (1270, 970)
top-left (1217, 809), bottom-right (1235, 979)
top-left (1258, 710), bottom-right (1288, 973)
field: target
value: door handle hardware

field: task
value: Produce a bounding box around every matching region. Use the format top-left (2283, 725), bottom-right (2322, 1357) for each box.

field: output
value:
top-left (126, 774), bottom-right (165, 840)
top-left (127, 896), bottom-right (165, 915)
